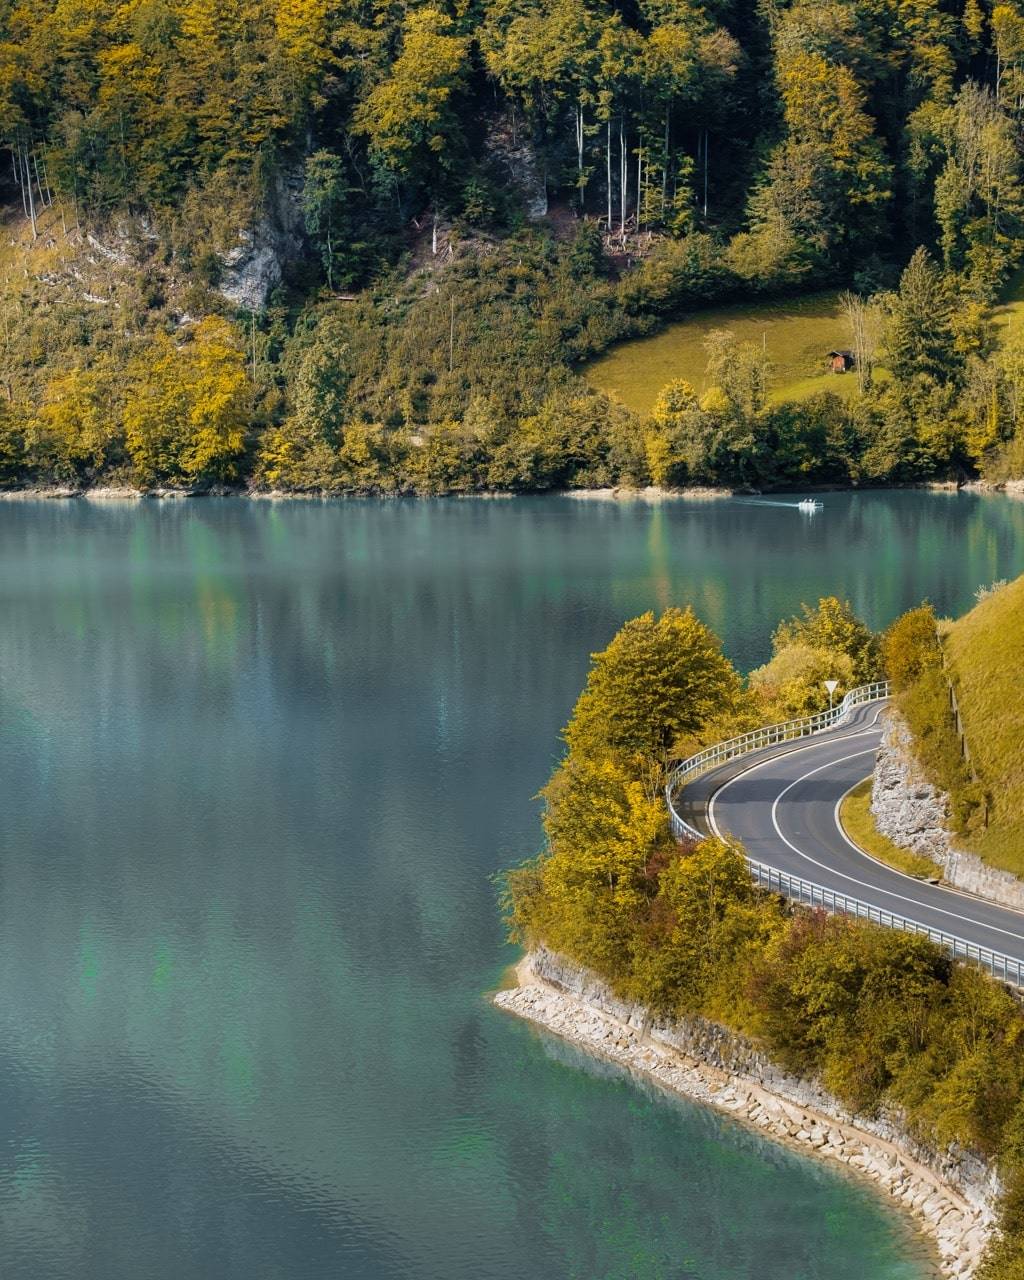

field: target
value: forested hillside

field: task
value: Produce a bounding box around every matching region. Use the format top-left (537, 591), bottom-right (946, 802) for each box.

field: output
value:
top-left (4, 0), bottom-right (1024, 492)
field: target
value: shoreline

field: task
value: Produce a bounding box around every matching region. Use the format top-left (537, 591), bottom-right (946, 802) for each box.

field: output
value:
top-left (495, 949), bottom-right (997, 1279)
top-left (0, 483), bottom-right (730, 503)
top-left (0, 479), bottom-right (1019, 503)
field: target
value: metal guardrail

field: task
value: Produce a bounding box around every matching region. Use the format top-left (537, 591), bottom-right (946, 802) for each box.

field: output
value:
top-left (664, 680), bottom-right (1024, 988)
top-left (748, 858), bottom-right (1024, 986)
top-left (666, 680), bottom-right (891, 842)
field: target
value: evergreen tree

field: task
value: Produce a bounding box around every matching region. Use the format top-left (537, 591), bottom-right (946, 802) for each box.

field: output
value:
top-left (884, 247), bottom-right (959, 386)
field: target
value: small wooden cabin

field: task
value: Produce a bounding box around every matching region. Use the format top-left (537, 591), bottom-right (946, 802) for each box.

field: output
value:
top-left (828, 349), bottom-right (855, 373)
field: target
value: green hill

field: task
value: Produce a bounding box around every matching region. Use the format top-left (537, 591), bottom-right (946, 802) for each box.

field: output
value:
top-left (944, 578), bottom-right (1024, 874)
top-left (3, 0), bottom-right (1024, 493)
top-left (585, 292), bottom-right (846, 413)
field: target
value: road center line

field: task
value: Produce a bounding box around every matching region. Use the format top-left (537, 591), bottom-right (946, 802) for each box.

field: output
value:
top-left (768, 750), bottom-right (1024, 945)
top-left (706, 710), bottom-right (1024, 951)
top-left (707, 706), bottom-right (885, 826)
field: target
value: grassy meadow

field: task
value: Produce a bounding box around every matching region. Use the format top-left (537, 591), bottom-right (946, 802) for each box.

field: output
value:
top-left (992, 267), bottom-right (1024, 341)
top-left (944, 577), bottom-right (1024, 876)
top-left (584, 290), bottom-right (880, 414)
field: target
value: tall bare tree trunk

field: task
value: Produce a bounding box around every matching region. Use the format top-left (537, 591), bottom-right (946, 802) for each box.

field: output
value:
top-left (11, 148), bottom-right (28, 219)
top-left (33, 150), bottom-right (52, 206)
top-left (21, 144), bottom-right (37, 238)
top-left (637, 139), bottom-right (643, 232)
top-left (619, 117), bottom-right (627, 239)
top-left (840, 291), bottom-right (880, 393)
top-left (576, 102), bottom-right (585, 207)
top-left (606, 118), bottom-right (612, 232)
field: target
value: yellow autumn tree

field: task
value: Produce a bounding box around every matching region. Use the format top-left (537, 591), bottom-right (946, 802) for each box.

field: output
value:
top-left (275, 0), bottom-right (339, 107)
top-left (535, 752), bottom-right (671, 976)
top-left (994, 4), bottom-right (1024, 114)
top-left (564, 606), bottom-right (741, 769)
top-left (124, 317), bottom-right (251, 486)
top-left (781, 48), bottom-right (889, 190)
top-left (353, 8), bottom-right (469, 177)
top-left (27, 363), bottom-right (120, 481)
top-left (0, 397), bottom-right (24, 482)
top-left (644, 378), bottom-right (698, 487)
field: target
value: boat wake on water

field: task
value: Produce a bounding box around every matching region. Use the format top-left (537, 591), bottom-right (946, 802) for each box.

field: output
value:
top-left (734, 498), bottom-right (825, 513)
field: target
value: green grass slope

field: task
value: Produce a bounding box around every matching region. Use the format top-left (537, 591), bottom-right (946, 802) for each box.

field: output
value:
top-left (584, 290), bottom-right (890, 414)
top-left (945, 577), bottom-right (1024, 874)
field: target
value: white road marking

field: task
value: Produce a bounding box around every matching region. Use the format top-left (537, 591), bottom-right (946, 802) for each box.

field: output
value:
top-left (770, 751), bottom-right (1024, 945)
top-left (831, 782), bottom-right (1022, 916)
top-left (707, 708), bottom-right (885, 834)
top-left (707, 716), bottom-right (1024, 950)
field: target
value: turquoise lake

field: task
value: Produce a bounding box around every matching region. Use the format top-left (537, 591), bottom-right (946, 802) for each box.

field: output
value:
top-left (2, 490), bottom-right (1022, 1280)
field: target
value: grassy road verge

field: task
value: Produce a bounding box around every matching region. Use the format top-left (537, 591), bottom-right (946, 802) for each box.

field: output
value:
top-left (839, 778), bottom-right (940, 880)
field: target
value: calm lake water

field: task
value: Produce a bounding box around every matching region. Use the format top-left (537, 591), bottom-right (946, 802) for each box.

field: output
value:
top-left (2, 490), bottom-right (1021, 1280)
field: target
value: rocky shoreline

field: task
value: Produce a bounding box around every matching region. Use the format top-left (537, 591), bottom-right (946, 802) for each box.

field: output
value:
top-left (0, 483), bottom-right (732, 502)
top-left (1, 479), bottom-right (1020, 503)
top-left (496, 947), bottom-right (999, 1279)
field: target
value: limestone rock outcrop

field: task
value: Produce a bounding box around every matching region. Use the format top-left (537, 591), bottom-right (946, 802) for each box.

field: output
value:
top-left (871, 709), bottom-right (1024, 911)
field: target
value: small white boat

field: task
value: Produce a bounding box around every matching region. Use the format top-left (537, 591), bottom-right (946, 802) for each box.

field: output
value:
top-left (797, 498), bottom-right (824, 512)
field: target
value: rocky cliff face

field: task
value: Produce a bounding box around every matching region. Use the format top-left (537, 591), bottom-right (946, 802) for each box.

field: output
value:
top-left (217, 225), bottom-right (283, 310)
top-left (871, 710), bottom-right (1024, 910)
top-left (871, 711), bottom-right (953, 860)
top-left (216, 173), bottom-right (304, 311)
top-left (485, 116), bottom-right (548, 221)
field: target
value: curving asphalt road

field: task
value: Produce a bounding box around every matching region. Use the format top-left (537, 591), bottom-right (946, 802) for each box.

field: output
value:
top-left (675, 699), bottom-right (1024, 965)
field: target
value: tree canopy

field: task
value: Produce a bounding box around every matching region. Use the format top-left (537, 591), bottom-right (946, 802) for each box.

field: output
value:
top-left (5, 0), bottom-right (1024, 494)
top-left (564, 607), bottom-right (741, 767)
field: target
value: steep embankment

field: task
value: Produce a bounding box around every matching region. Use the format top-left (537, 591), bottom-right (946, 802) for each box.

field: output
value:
top-left (944, 579), bottom-right (1024, 876)
top-left (870, 581), bottom-right (1024, 904)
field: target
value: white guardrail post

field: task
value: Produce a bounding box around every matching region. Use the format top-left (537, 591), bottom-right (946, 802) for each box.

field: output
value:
top-left (664, 680), bottom-right (1024, 988)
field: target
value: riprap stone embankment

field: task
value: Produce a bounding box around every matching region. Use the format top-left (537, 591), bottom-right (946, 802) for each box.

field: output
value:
top-left (496, 946), bottom-right (999, 1279)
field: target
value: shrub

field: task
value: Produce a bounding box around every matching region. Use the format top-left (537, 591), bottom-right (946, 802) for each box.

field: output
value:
top-left (748, 643), bottom-right (856, 717)
top-left (503, 590), bottom-right (1024, 1263)
top-left (618, 234), bottom-right (734, 317)
top-left (772, 596), bottom-right (880, 685)
top-left (883, 604), bottom-right (987, 835)
top-left (881, 603), bottom-right (942, 692)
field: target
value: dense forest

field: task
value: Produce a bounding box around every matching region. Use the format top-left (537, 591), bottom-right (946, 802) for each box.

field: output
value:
top-left (3, 0), bottom-right (1024, 491)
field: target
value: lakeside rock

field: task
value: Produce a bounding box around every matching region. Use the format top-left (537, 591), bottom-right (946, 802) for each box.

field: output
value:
top-left (496, 946), bottom-right (999, 1280)
top-left (0, 483), bottom-right (735, 503)
top-left (563, 485), bottom-right (732, 501)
